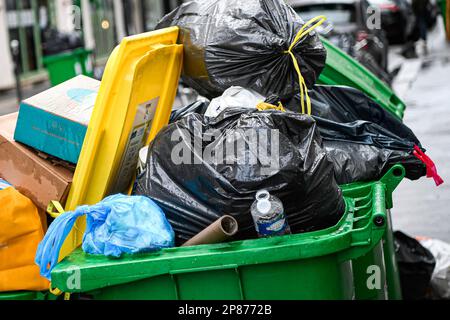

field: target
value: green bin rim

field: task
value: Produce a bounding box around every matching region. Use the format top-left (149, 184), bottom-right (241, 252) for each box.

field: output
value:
top-left (319, 36), bottom-right (406, 120)
top-left (0, 291), bottom-right (37, 300)
top-left (50, 165), bottom-right (405, 293)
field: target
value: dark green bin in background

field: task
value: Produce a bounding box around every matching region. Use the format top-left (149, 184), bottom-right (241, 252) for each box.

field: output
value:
top-left (43, 48), bottom-right (94, 86)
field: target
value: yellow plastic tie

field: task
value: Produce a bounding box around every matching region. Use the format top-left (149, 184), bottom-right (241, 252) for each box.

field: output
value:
top-left (46, 200), bottom-right (81, 232)
top-left (284, 15), bottom-right (327, 115)
top-left (47, 200), bottom-right (65, 218)
top-left (49, 283), bottom-right (63, 296)
top-left (256, 101), bottom-right (286, 112)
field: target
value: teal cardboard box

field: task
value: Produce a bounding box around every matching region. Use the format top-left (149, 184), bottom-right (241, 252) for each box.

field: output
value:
top-left (14, 75), bottom-right (100, 164)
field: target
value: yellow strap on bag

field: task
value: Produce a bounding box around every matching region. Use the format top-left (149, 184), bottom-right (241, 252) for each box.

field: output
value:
top-left (48, 283), bottom-right (71, 300)
top-left (284, 15), bottom-right (327, 115)
top-left (49, 284), bottom-right (63, 296)
top-left (256, 101), bottom-right (286, 112)
top-left (47, 200), bottom-right (65, 218)
top-left (0, 187), bottom-right (49, 292)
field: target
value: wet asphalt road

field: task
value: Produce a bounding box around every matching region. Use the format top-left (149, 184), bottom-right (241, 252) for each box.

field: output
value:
top-left (391, 20), bottom-right (450, 242)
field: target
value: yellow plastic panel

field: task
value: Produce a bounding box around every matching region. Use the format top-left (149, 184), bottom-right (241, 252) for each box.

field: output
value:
top-left (60, 27), bottom-right (183, 258)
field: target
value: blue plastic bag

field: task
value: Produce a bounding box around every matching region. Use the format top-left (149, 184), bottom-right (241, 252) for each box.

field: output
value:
top-left (0, 178), bottom-right (12, 190)
top-left (35, 194), bottom-right (174, 279)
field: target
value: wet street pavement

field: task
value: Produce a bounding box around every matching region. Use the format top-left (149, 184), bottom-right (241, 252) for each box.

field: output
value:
top-left (0, 81), bottom-right (50, 116)
top-left (392, 20), bottom-right (450, 241)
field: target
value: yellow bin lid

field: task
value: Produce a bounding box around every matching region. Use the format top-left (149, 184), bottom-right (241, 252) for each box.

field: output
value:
top-left (59, 27), bottom-right (183, 258)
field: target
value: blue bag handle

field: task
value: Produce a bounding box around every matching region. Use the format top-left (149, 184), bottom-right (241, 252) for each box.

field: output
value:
top-left (35, 203), bottom-right (87, 279)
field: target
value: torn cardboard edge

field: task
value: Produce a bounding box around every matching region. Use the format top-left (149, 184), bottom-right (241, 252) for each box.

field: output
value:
top-left (0, 112), bottom-right (73, 218)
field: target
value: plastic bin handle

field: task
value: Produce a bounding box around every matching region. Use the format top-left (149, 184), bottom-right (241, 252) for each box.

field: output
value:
top-left (338, 183), bottom-right (388, 262)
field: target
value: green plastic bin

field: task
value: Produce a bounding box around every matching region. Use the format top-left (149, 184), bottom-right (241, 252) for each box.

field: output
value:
top-left (43, 48), bottom-right (94, 86)
top-left (341, 165), bottom-right (405, 300)
top-left (319, 37), bottom-right (406, 119)
top-left (50, 165), bottom-right (405, 300)
top-left (45, 39), bottom-right (407, 300)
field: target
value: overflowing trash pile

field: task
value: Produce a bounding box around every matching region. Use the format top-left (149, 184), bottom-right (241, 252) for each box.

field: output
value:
top-left (135, 107), bottom-right (345, 243)
top-left (155, 0), bottom-right (327, 101)
top-left (0, 0), bottom-right (446, 299)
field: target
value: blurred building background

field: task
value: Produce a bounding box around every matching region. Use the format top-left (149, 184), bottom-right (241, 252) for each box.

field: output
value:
top-left (0, 0), bottom-right (182, 90)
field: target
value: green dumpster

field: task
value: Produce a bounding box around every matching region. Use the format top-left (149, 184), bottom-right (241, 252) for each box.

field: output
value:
top-left (43, 48), bottom-right (94, 86)
top-left (50, 165), bottom-right (404, 300)
top-left (319, 37), bottom-right (406, 119)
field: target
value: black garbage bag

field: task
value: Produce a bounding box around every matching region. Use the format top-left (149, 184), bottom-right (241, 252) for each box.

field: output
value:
top-left (156, 0), bottom-right (327, 99)
top-left (394, 231), bottom-right (436, 300)
top-left (41, 28), bottom-right (83, 55)
top-left (135, 108), bottom-right (345, 244)
top-left (285, 85), bottom-right (427, 184)
top-left (170, 100), bottom-right (209, 123)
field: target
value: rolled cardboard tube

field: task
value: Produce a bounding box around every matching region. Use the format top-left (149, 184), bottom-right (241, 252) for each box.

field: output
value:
top-left (182, 215), bottom-right (239, 247)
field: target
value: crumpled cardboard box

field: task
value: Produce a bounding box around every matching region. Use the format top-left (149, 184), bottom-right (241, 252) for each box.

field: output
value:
top-left (0, 112), bottom-right (73, 217)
